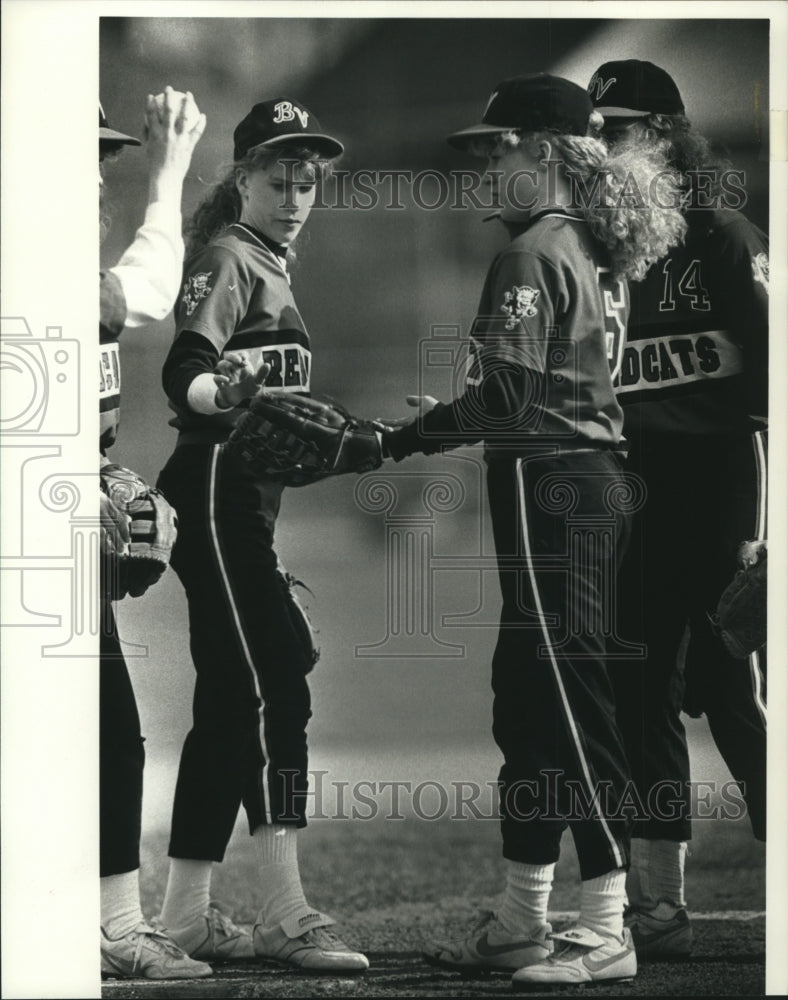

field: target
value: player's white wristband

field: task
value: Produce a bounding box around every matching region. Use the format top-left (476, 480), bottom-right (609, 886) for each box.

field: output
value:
top-left (187, 372), bottom-right (230, 414)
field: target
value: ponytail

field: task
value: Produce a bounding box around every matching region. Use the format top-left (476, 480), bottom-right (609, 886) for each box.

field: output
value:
top-left (184, 170), bottom-right (240, 258)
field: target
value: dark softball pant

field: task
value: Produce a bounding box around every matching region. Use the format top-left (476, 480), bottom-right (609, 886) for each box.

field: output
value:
top-left (610, 431), bottom-right (767, 842)
top-left (487, 450), bottom-right (633, 880)
top-left (100, 600), bottom-right (145, 877)
top-left (157, 443), bottom-right (314, 862)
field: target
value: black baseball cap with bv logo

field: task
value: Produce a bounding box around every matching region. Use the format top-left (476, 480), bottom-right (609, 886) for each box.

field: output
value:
top-left (234, 99), bottom-right (344, 160)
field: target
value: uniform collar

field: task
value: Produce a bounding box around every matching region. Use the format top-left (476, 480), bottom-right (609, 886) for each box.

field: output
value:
top-left (231, 221), bottom-right (287, 256)
top-left (230, 223), bottom-right (290, 280)
top-left (504, 208), bottom-right (584, 240)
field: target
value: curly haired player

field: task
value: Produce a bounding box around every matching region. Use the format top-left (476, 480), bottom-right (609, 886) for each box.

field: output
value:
top-left (154, 99), bottom-right (369, 973)
top-left (99, 89), bottom-right (208, 980)
top-left (587, 59), bottom-right (768, 960)
top-left (381, 73), bottom-right (687, 989)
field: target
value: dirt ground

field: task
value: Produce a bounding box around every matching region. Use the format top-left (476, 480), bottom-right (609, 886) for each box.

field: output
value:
top-left (102, 816), bottom-right (766, 998)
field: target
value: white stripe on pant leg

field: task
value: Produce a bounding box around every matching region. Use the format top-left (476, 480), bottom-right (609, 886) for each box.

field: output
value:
top-left (752, 430), bottom-right (767, 540)
top-left (749, 431), bottom-right (767, 723)
top-left (515, 458), bottom-right (624, 870)
top-left (749, 649), bottom-right (767, 725)
top-left (208, 445), bottom-right (272, 824)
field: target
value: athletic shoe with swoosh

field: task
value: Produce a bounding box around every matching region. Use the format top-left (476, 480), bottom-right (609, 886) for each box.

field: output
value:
top-left (422, 910), bottom-right (552, 974)
top-left (155, 903), bottom-right (255, 961)
top-left (100, 923), bottom-right (213, 980)
top-left (624, 900), bottom-right (693, 959)
top-left (511, 924), bottom-right (636, 989)
top-left (253, 909), bottom-right (369, 972)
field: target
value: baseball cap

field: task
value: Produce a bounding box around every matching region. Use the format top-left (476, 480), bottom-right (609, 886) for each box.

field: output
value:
top-left (587, 60), bottom-right (685, 118)
top-left (99, 102), bottom-right (141, 146)
top-left (233, 99), bottom-right (344, 161)
top-left (447, 74), bottom-right (594, 150)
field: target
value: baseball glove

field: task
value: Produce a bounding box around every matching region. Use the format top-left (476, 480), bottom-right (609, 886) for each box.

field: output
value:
top-left (709, 540), bottom-right (767, 660)
top-left (226, 392), bottom-right (384, 486)
top-left (100, 464), bottom-right (178, 600)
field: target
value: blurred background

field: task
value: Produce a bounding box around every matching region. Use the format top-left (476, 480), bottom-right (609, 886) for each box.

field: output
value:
top-left (99, 16), bottom-right (769, 835)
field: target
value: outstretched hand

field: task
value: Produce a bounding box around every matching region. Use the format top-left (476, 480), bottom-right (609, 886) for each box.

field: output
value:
top-left (375, 394), bottom-right (440, 430)
top-left (214, 351), bottom-right (271, 409)
top-left (145, 87), bottom-right (207, 198)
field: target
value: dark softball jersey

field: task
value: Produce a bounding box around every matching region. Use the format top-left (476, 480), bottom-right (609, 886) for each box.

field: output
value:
top-left (617, 208), bottom-right (768, 436)
top-left (164, 222), bottom-right (312, 442)
top-left (387, 211), bottom-right (628, 460)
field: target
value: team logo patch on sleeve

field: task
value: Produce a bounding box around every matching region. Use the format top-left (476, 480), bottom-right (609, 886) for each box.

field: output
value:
top-left (751, 252), bottom-right (769, 292)
top-left (501, 285), bottom-right (540, 330)
top-left (182, 272), bottom-right (214, 315)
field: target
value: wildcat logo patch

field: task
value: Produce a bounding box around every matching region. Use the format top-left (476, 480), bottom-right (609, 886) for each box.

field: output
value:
top-left (501, 285), bottom-right (540, 330)
top-left (182, 272), bottom-right (213, 316)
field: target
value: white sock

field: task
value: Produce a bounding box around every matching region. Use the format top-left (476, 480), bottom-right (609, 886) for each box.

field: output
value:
top-left (160, 858), bottom-right (213, 930)
top-left (253, 824), bottom-right (309, 928)
top-left (647, 840), bottom-right (687, 908)
top-left (498, 861), bottom-right (555, 934)
top-left (100, 869), bottom-right (146, 939)
top-left (579, 869), bottom-right (627, 941)
top-left (625, 838), bottom-right (654, 909)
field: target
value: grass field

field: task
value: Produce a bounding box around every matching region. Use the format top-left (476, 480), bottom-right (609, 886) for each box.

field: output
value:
top-left (102, 813), bottom-right (765, 998)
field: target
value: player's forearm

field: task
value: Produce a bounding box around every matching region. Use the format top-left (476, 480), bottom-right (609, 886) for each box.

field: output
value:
top-left (110, 201), bottom-right (185, 327)
top-left (385, 368), bottom-right (544, 460)
top-left (146, 167), bottom-right (188, 213)
top-left (385, 395), bottom-right (485, 460)
top-left (163, 330), bottom-right (221, 412)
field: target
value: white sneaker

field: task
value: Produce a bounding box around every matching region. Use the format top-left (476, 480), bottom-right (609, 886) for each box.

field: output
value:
top-left (100, 923), bottom-right (213, 980)
top-left (423, 910), bottom-right (552, 974)
top-left (156, 903), bottom-right (254, 961)
top-left (511, 924), bottom-right (636, 989)
top-left (624, 900), bottom-right (693, 959)
top-left (253, 910), bottom-right (369, 972)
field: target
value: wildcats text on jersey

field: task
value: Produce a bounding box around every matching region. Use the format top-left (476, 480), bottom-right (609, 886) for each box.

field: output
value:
top-left (614, 329), bottom-right (743, 397)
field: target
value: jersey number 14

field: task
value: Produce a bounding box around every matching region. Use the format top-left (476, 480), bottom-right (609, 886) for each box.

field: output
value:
top-left (659, 258), bottom-right (711, 312)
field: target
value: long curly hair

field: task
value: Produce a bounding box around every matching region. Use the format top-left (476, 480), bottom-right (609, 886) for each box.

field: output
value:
top-left (185, 143), bottom-right (332, 259)
top-left (604, 113), bottom-right (731, 207)
top-left (559, 134), bottom-right (687, 281)
top-left (489, 121), bottom-right (686, 281)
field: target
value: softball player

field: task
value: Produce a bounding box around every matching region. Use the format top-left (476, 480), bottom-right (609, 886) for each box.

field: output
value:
top-left (587, 59), bottom-right (768, 959)
top-left (100, 90), bottom-right (210, 980)
top-left (154, 99), bottom-right (368, 973)
top-left (383, 74), bottom-right (687, 988)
